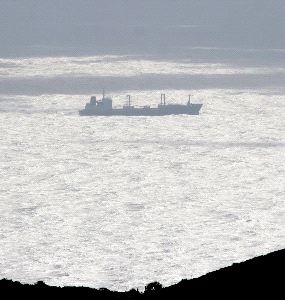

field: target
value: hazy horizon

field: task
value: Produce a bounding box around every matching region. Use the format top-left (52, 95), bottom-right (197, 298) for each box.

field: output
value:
top-left (1, 0), bottom-right (285, 57)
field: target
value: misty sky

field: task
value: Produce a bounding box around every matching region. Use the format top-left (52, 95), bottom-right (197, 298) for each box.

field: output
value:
top-left (1, 0), bottom-right (285, 56)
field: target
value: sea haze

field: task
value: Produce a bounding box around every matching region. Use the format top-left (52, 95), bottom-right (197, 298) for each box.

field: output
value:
top-left (0, 52), bottom-right (284, 291)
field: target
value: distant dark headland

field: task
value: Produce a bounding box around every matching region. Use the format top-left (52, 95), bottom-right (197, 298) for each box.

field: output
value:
top-left (1, 249), bottom-right (284, 299)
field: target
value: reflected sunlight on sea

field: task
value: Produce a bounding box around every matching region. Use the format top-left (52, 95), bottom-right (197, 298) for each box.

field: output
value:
top-left (0, 54), bottom-right (284, 291)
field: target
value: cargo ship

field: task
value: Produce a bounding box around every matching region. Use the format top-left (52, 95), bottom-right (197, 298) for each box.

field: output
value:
top-left (79, 92), bottom-right (202, 116)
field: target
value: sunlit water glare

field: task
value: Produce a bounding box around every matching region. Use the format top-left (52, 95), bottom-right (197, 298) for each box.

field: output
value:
top-left (0, 55), bottom-right (284, 291)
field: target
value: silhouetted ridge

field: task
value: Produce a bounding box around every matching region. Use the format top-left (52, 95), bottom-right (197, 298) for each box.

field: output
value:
top-left (1, 249), bottom-right (284, 298)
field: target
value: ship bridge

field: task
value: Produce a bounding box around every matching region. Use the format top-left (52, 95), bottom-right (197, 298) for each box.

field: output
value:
top-left (85, 95), bottom-right (113, 112)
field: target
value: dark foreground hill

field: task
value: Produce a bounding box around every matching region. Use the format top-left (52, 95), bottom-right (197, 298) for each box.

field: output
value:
top-left (1, 248), bottom-right (284, 299)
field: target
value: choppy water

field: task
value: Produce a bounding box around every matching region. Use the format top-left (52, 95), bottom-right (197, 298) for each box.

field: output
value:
top-left (0, 53), bottom-right (284, 291)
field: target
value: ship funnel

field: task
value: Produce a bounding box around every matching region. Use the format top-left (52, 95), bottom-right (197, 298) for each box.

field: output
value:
top-left (90, 96), bottom-right (97, 104)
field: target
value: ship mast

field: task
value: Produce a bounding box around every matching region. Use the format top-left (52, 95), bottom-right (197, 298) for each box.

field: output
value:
top-left (160, 94), bottom-right (166, 105)
top-left (188, 94), bottom-right (191, 105)
top-left (127, 95), bottom-right (131, 107)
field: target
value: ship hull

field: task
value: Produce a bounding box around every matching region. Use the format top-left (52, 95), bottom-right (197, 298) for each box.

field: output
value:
top-left (79, 104), bottom-right (202, 116)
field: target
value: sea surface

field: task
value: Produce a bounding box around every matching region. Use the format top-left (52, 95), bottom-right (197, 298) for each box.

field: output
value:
top-left (0, 50), bottom-right (284, 291)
